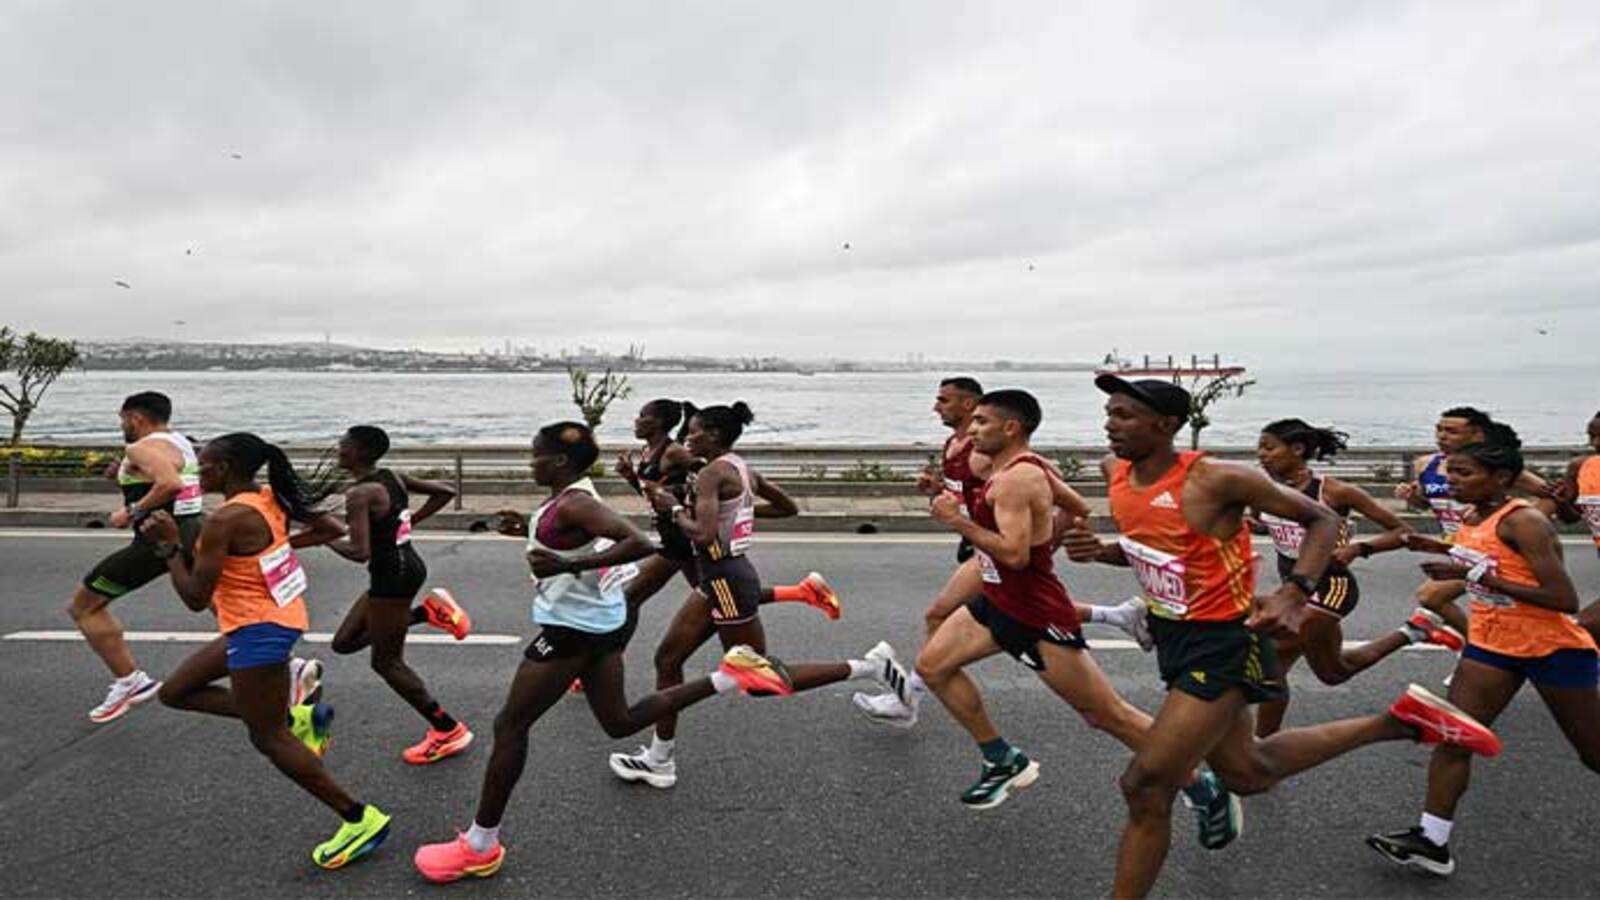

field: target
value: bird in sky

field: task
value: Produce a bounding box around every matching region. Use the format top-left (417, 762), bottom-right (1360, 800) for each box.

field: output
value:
top-left (230, 153), bottom-right (243, 159)
top-left (842, 242), bottom-right (850, 250)
top-left (114, 280), bottom-right (131, 289)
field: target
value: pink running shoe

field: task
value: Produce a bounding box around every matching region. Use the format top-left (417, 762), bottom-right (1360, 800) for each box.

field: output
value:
top-left (414, 833), bottom-right (506, 883)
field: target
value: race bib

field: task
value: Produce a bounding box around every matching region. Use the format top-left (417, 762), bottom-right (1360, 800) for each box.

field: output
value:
top-left (258, 543), bottom-right (308, 608)
top-left (1576, 496), bottom-right (1600, 539)
top-left (592, 538), bottom-right (640, 595)
top-left (728, 507), bottom-right (755, 555)
top-left (1259, 512), bottom-right (1305, 559)
top-left (173, 475), bottom-right (203, 517)
top-left (1449, 545), bottom-right (1512, 608)
top-left (396, 509), bottom-right (413, 545)
top-left (1429, 498), bottom-right (1468, 536)
top-left (977, 550), bottom-right (1002, 584)
top-left (1119, 537), bottom-right (1190, 619)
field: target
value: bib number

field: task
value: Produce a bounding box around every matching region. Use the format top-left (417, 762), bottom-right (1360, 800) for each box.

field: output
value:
top-left (1259, 512), bottom-right (1305, 559)
top-left (1429, 498), bottom-right (1468, 536)
top-left (173, 476), bottom-right (203, 517)
top-left (396, 509), bottom-right (413, 545)
top-left (728, 507), bottom-right (755, 555)
top-left (1119, 537), bottom-right (1190, 619)
top-left (258, 543), bottom-right (307, 608)
top-left (977, 550), bottom-right (1002, 584)
top-left (1449, 546), bottom-right (1512, 608)
top-left (1577, 496), bottom-right (1600, 539)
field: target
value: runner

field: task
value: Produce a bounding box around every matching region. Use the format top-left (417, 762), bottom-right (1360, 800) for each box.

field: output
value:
top-left (1368, 423), bottom-right (1600, 877)
top-left (1061, 376), bottom-right (1502, 899)
top-left (911, 388), bottom-right (1239, 843)
top-left (852, 376), bottom-right (1147, 727)
top-left (1253, 418), bottom-right (1465, 737)
top-left (1552, 409), bottom-right (1600, 640)
top-left (138, 432), bottom-right (391, 869)
top-left (68, 392), bottom-right (204, 722)
top-left (412, 421), bottom-right (798, 882)
top-left (321, 425), bottom-right (475, 764)
top-left (605, 402), bottom-right (910, 788)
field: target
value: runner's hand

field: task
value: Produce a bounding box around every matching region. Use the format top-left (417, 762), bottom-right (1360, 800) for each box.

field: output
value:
top-left (915, 466), bottom-right (941, 498)
top-left (642, 482), bottom-right (677, 513)
top-left (1050, 507), bottom-right (1073, 547)
top-left (138, 510), bottom-right (179, 544)
top-left (1394, 482), bottom-right (1418, 502)
top-left (1060, 517), bottom-right (1106, 562)
top-left (1330, 544), bottom-right (1363, 567)
top-left (495, 509), bottom-right (528, 537)
top-left (1246, 588), bottom-right (1307, 639)
top-left (526, 548), bottom-right (573, 578)
top-left (929, 491), bottom-right (964, 525)
top-left (1403, 533), bottom-right (1453, 555)
top-left (615, 451), bottom-right (637, 481)
top-left (109, 507), bottom-right (133, 529)
top-left (1550, 479), bottom-right (1578, 504)
top-left (1420, 561), bottom-right (1470, 582)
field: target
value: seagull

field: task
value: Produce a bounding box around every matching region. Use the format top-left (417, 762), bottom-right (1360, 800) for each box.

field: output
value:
top-left (842, 242), bottom-right (850, 251)
top-left (1538, 328), bottom-right (1549, 335)
top-left (173, 320), bottom-right (186, 326)
top-left (1027, 263), bottom-right (1035, 271)
top-left (230, 153), bottom-right (242, 159)
top-left (114, 280), bottom-right (131, 289)
top-left (185, 248), bottom-right (193, 256)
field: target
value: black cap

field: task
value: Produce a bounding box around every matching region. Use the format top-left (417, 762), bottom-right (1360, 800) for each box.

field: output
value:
top-left (1094, 374), bottom-right (1192, 423)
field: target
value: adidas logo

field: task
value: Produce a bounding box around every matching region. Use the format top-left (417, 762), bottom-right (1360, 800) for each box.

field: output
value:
top-left (1151, 491), bottom-right (1178, 509)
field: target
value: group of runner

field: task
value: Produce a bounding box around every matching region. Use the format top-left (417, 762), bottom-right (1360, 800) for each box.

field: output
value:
top-left (62, 385), bottom-right (1600, 895)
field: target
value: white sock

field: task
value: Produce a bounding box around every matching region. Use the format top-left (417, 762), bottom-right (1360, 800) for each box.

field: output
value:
top-left (647, 734), bottom-right (674, 763)
top-left (709, 671), bottom-right (737, 694)
top-left (1086, 606), bottom-right (1109, 625)
top-left (847, 659), bottom-right (875, 680)
top-left (465, 822), bottom-right (500, 853)
top-left (1419, 812), bottom-right (1452, 846)
top-left (908, 671), bottom-right (926, 696)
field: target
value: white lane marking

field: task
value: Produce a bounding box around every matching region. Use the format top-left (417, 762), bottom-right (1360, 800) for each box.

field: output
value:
top-left (2, 630), bottom-right (519, 645)
top-left (0, 630), bottom-right (1446, 651)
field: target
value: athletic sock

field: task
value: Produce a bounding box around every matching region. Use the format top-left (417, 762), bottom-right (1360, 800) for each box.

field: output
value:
top-left (771, 583), bottom-right (808, 603)
top-left (846, 659), bottom-right (875, 680)
top-left (978, 736), bottom-right (1013, 765)
top-left (466, 822), bottom-right (500, 853)
top-left (410, 606), bottom-right (428, 626)
top-left (1419, 813), bottom-right (1453, 846)
top-left (709, 671), bottom-right (737, 694)
top-left (424, 702), bottom-right (458, 732)
top-left (1086, 605), bottom-right (1110, 624)
top-left (646, 734), bottom-right (674, 764)
top-left (907, 671), bottom-right (927, 696)
top-left (1398, 621), bottom-right (1426, 644)
top-left (341, 802), bottom-right (366, 824)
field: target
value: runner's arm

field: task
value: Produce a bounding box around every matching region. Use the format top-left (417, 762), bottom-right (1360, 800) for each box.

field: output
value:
top-left (1216, 463), bottom-right (1340, 585)
top-left (675, 462), bottom-right (725, 546)
top-left (1043, 467), bottom-right (1091, 519)
top-left (1514, 468), bottom-right (1559, 517)
top-left (936, 467), bottom-right (1037, 569)
top-left (559, 493), bottom-right (655, 572)
top-left (1549, 458), bottom-right (1584, 524)
top-left (321, 487), bottom-right (372, 560)
top-left (750, 470), bottom-right (799, 519)
top-left (122, 441), bottom-right (183, 514)
top-left (1489, 510), bottom-right (1579, 612)
top-left (399, 472), bottom-right (456, 526)
top-left (1060, 455), bottom-right (1127, 565)
top-left (148, 509), bottom-right (234, 611)
top-left (1326, 476), bottom-right (1411, 562)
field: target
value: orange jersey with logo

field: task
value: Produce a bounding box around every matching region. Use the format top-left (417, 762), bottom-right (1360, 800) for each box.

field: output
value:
top-left (1450, 499), bottom-right (1595, 658)
top-left (1575, 456), bottom-right (1600, 551)
top-left (202, 487), bottom-right (310, 634)
top-left (1107, 452), bottom-right (1254, 622)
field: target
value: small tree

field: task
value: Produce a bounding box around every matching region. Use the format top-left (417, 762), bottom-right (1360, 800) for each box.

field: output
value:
top-left (1182, 371), bottom-right (1256, 450)
top-left (565, 362), bottom-right (631, 429)
top-left (0, 328), bottom-right (82, 446)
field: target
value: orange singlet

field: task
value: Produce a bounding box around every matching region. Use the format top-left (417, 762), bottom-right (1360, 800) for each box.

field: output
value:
top-left (1449, 499), bottom-right (1595, 658)
top-left (205, 487), bottom-right (310, 634)
top-left (1575, 456), bottom-right (1600, 552)
top-left (1107, 451), bottom-right (1254, 622)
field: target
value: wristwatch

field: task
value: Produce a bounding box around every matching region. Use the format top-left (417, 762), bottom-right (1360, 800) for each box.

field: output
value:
top-left (1284, 573), bottom-right (1318, 597)
top-left (1356, 543), bottom-right (1374, 559)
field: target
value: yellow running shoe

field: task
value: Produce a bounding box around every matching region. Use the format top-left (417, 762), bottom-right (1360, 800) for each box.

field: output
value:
top-left (312, 804), bottom-right (392, 870)
top-left (718, 645), bottom-right (794, 696)
top-left (289, 702), bottom-right (334, 758)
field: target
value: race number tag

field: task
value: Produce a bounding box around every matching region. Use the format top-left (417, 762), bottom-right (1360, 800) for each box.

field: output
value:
top-left (977, 550), bottom-right (1002, 584)
top-left (1429, 498), bottom-right (1468, 537)
top-left (728, 507), bottom-right (755, 555)
top-left (1259, 512), bottom-right (1305, 559)
top-left (173, 475), bottom-right (204, 516)
top-left (396, 509), bottom-right (413, 545)
top-left (258, 543), bottom-right (308, 608)
top-left (1119, 537), bottom-right (1190, 619)
top-left (1448, 546), bottom-right (1511, 608)
top-left (592, 537), bottom-right (640, 595)
top-left (1576, 496), bottom-right (1600, 540)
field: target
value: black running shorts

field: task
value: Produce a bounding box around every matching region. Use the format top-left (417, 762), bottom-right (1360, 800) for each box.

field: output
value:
top-left (955, 536), bottom-right (975, 563)
top-left (1150, 617), bottom-right (1286, 704)
top-left (967, 594), bottom-right (1087, 671)
top-left (82, 515), bottom-right (203, 599)
top-left (525, 606), bottom-right (638, 662)
top-left (1275, 556), bottom-right (1360, 618)
top-left (368, 544), bottom-right (428, 599)
top-left (697, 555), bottom-right (762, 626)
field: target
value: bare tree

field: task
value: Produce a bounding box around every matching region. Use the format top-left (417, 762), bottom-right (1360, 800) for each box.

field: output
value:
top-left (0, 328), bottom-right (81, 446)
top-left (566, 362), bottom-right (631, 429)
top-left (1181, 371), bottom-right (1256, 450)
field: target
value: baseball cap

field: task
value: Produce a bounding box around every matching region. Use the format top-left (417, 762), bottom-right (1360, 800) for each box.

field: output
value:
top-left (1094, 374), bottom-right (1192, 424)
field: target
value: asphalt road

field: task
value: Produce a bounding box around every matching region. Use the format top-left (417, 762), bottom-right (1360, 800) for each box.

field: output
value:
top-left (2, 530), bottom-right (1598, 898)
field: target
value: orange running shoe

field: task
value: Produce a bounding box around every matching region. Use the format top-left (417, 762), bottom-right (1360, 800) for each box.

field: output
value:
top-left (421, 588), bottom-right (471, 640)
top-left (800, 572), bottom-right (842, 620)
top-left (402, 721), bottom-right (474, 765)
top-left (718, 645), bottom-right (794, 696)
top-left (1403, 608), bottom-right (1465, 653)
top-left (1390, 684), bottom-right (1501, 756)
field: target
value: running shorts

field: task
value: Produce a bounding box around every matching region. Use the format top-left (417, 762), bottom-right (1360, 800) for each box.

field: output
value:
top-left (1151, 617), bottom-right (1286, 704)
top-left (1277, 556), bottom-right (1359, 618)
top-left (82, 515), bottom-right (204, 599)
top-left (956, 536), bottom-right (975, 564)
top-left (225, 622), bottom-right (302, 670)
top-left (1463, 644), bottom-right (1599, 689)
top-left (525, 605), bottom-right (638, 662)
top-left (368, 544), bottom-right (428, 598)
top-left (967, 594), bottom-right (1087, 671)
top-left (697, 555), bottom-right (762, 626)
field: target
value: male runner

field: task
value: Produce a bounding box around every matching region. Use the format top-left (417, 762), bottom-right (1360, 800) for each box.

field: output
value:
top-left (69, 392), bottom-right (204, 722)
top-left (1062, 376), bottom-right (1502, 898)
top-left (1552, 409), bottom-right (1600, 640)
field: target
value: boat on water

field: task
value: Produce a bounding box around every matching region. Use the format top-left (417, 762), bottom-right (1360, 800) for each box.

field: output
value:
top-left (1095, 350), bottom-right (1245, 379)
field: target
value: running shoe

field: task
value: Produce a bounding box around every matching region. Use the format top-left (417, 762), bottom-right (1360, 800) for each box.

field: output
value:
top-left (960, 750), bottom-right (1040, 810)
top-left (402, 721), bottom-right (474, 765)
top-left (421, 588), bottom-right (472, 640)
top-left (290, 702), bottom-right (335, 757)
top-left (800, 572), bottom-right (842, 620)
top-left (865, 641), bottom-right (916, 709)
top-left (88, 670), bottom-right (161, 724)
top-left (1180, 767), bottom-right (1243, 850)
top-left (312, 804), bottom-right (392, 870)
top-left (1110, 596), bottom-right (1154, 652)
top-left (568, 678), bottom-right (584, 695)
top-left (1366, 826), bottom-right (1455, 876)
top-left (608, 746), bottom-right (678, 788)
top-left (850, 691), bottom-right (917, 729)
top-left (1389, 684), bottom-right (1501, 756)
top-left (289, 656), bottom-right (324, 707)
top-left (1403, 608), bottom-right (1465, 653)
top-left (718, 645), bottom-right (794, 696)
top-left (414, 833), bottom-right (506, 883)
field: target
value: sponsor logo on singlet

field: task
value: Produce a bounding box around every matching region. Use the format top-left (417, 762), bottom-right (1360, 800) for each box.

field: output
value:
top-left (1150, 491), bottom-right (1178, 509)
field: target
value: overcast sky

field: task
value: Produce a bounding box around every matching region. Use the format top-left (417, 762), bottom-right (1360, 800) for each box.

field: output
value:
top-left (4, 2), bottom-right (1599, 368)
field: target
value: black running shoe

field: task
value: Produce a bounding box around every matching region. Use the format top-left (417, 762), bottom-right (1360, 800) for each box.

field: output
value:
top-left (1366, 827), bottom-right (1454, 876)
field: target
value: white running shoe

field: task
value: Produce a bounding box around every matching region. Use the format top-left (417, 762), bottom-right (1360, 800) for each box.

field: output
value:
top-left (609, 747), bottom-right (677, 789)
top-left (865, 641), bottom-right (917, 710)
top-left (290, 657), bottom-right (324, 707)
top-left (88, 670), bottom-right (161, 724)
top-left (1110, 597), bottom-right (1154, 652)
top-left (851, 691), bottom-right (917, 729)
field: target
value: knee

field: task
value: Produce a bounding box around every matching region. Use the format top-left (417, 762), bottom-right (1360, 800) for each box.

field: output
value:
top-left (922, 607), bottom-right (948, 637)
top-left (492, 709), bottom-right (530, 742)
top-left (369, 654), bottom-right (401, 677)
top-left (1118, 761), bottom-right (1176, 815)
top-left (653, 643), bottom-right (688, 675)
top-left (329, 637), bottom-right (359, 656)
top-left (914, 653), bottom-right (950, 688)
top-left (596, 715), bottom-right (633, 739)
top-left (157, 681), bottom-right (184, 709)
top-left (245, 725), bottom-right (279, 755)
top-left (66, 595), bottom-right (97, 623)
top-left (1075, 700), bottom-right (1126, 736)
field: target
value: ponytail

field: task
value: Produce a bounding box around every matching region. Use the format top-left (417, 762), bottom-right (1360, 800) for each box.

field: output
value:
top-left (695, 401), bottom-right (754, 447)
top-left (1262, 418), bottom-right (1348, 461)
top-left (209, 432), bottom-right (336, 523)
top-left (675, 401), bottom-right (700, 444)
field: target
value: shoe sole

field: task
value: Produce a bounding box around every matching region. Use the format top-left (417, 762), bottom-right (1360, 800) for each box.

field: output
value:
top-left (1197, 792), bottom-right (1244, 850)
top-left (294, 660), bottom-right (324, 707)
top-left (609, 757), bottom-right (677, 789)
top-left (405, 730), bottom-right (475, 765)
top-left (805, 572), bottom-right (842, 619)
top-left (425, 588), bottom-right (471, 640)
top-left (963, 759), bottom-right (1040, 811)
top-left (417, 848), bottom-right (505, 883)
top-left (315, 820), bottom-right (391, 870)
top-left (88, 680), bottom-right (162, 724)
top-left (1396, 684), bottom-right (1499, 755)
top-left (1365, 836), bottom-right (1455, 877)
